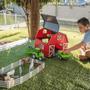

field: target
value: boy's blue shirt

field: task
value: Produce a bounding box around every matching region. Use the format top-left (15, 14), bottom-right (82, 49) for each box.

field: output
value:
top-left (82, 30), bottom-right (90, 44)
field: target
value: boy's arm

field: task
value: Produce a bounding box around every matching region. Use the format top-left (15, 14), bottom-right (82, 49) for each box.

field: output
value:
top-left (63, 42), bottom-right (85, 53)
top-left (68, 42), bottom-right (85, 51)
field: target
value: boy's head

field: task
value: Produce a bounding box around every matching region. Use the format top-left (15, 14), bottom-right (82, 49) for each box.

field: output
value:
top-left (77, 17), bottom-right (90, 33)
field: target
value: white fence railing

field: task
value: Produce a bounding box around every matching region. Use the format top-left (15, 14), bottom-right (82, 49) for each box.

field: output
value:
top-left (0, 12), bottom-right (77, 30)
top-left (0, 13), bottom-right (25, 25)
top-left (58, 18), bottom-right (77, 26)
top-left (57, 0), bottom-right (88, 6)
top-left (0, 58), bottom-right (45, 88)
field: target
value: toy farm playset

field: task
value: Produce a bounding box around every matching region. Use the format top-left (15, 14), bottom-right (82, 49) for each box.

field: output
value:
top-left (35, 14), bottom-right (68, 58)
top-left (0, 14), bottom-right (73, 89)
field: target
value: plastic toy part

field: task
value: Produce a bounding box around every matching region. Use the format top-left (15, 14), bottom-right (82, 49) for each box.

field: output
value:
top-left (27, 46), bottom-right (44, 61)
top-left (35, 28), bottom-right (53, 39)
top-left (41, 14), bottom-right (59, 33)
top-left (56, 51), bottom-right (72, 60)
top-left (49, 32), bottom-right (68, 50)
top-left (35, 39), bottom-right (55, 57)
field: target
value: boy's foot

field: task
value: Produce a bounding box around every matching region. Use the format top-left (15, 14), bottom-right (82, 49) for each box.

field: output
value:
top-left (79, 55), bottom-right (88, 61)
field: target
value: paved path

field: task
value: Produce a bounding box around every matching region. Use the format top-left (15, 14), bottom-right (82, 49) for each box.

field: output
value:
top-left (42, 4), bottom-right (90, 21)
top-left (0, 38), bottom-right (29, 51)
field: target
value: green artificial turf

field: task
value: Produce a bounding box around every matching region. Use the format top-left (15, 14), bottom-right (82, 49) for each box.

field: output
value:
top-left (0, 41), bottom-right (90, 90)
top-left (0, 29), bottom-right (90, 90)
top-left (0, 28), bottom-right (28, 42)
top-left (11, 59), bottom-right (90, 90)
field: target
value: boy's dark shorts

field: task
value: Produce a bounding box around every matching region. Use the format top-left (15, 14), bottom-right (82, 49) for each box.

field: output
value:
top-left (79, 51), bottom-right (90, 61)
top-left (86, 51), bottom-right (90, 58)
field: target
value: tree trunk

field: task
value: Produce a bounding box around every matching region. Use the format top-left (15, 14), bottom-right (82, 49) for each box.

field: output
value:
top-left (27, 12), bottom-right (31, 39)
top-left (30, 0), bottom-right (40, 39)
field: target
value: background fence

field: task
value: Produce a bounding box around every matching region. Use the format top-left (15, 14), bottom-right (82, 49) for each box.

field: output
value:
top-left (0, 13), bottom-right (25, 25)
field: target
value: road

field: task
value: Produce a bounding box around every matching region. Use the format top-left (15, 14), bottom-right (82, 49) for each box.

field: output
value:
top-left (41, 4), bottom-right (90, 21)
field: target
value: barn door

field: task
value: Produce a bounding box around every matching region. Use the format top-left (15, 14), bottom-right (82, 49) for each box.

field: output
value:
top-left (49, 45), bottom-right (55, 57)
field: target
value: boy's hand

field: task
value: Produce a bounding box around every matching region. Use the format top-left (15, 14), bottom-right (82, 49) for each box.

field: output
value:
top-left (63, 49), bottom-right (71, 54)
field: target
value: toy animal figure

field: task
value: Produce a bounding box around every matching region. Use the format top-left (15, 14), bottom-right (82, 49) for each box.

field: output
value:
top-left (22, 57), bottom-right (30, 64)
top-left (0, 74), bottom-right (11, 81)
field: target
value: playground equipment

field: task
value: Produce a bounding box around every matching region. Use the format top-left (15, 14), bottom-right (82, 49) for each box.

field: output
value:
top-left (0, 57), bottom-right (45, 88)
top-left (35, 14), bottom-right (68, 57)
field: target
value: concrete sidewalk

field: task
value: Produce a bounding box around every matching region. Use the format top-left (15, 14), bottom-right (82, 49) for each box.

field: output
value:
top-left (42, 4), bottom-right (90, 21)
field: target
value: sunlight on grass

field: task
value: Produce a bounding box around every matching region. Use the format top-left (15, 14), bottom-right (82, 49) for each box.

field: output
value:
top-left (0, 28), bottom-right (28, 42)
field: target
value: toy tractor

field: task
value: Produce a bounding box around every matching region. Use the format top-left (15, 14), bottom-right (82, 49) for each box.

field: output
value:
top-left (56, 51), bottom-right (73, 60)
top-left (27, 46), bottom-right (44, 61)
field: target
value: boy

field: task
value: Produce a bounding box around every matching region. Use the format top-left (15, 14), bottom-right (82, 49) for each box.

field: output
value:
top-left (63, 17), bottom-right (90, 61)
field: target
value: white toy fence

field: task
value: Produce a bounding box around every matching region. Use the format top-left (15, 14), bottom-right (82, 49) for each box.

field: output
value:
top-left (0, 57), bottom-right (45, 89)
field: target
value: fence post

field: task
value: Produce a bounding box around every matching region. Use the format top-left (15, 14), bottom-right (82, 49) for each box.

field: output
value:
top-left (15, 14), bottom-right (17, 24)
top-left (3, 12), bottom-right (7, 25)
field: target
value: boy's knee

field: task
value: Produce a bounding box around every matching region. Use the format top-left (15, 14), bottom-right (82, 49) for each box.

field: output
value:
top-left (79, 55), bottom-right (87, 60)
top-left (85, 51), bottom-right (90, 58)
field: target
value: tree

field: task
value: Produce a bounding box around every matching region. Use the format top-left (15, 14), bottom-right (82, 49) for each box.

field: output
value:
top-left (2, 0), bottom-right (73, 39)
top-left (14, 0), bottom-right (53, 39)
top-left (12, 0), bottom-right (59, 39)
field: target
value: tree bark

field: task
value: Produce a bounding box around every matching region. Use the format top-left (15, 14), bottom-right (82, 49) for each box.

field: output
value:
top-left (30, 0), bottom-right (40, 39)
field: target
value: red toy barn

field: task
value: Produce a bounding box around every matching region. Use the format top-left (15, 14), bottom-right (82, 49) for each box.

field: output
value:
top-left (34, 14), bottom-right (68, 57)
top-left (35, 28), bottom-right (55, 57)
top-left (35, 28), bottom-right (53, 39)
top-left (49, 32), bottom-right (68, 50)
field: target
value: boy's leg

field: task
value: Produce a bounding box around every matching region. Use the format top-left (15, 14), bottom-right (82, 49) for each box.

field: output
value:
top-left (79, 55), bottom-right (87, 61)
top-left (80, 48), bottom-right (85, 55)
top-left (85, 50), bottom-right (90, 58)
top-left (79, 48), bottom-right (87, 61)
top-left (85, 42), bottom-right (90, 59)
top-left (79, 50), bottom-right (90, 61)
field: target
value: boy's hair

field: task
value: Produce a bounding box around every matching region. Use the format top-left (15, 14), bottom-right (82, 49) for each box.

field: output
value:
top-left (77, 17), bottom-right (90, 26)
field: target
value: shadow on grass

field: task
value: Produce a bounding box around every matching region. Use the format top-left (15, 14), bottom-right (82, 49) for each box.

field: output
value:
top-left (0, 32), bottom-right (20, 40)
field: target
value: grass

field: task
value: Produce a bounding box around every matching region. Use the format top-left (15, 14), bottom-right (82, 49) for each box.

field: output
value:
top-left (4, 58), bottom-right (90, 90)
top-left (0, 28), bottom-right (28, 42)
top-left (0, 14), bottom-right (24, 25)
top-left (0, 27), bottom-right (90, 90)
top-left (0, 15), bottom-right (4, 25)
top-left (0, 14), bottom-right (15, 25)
